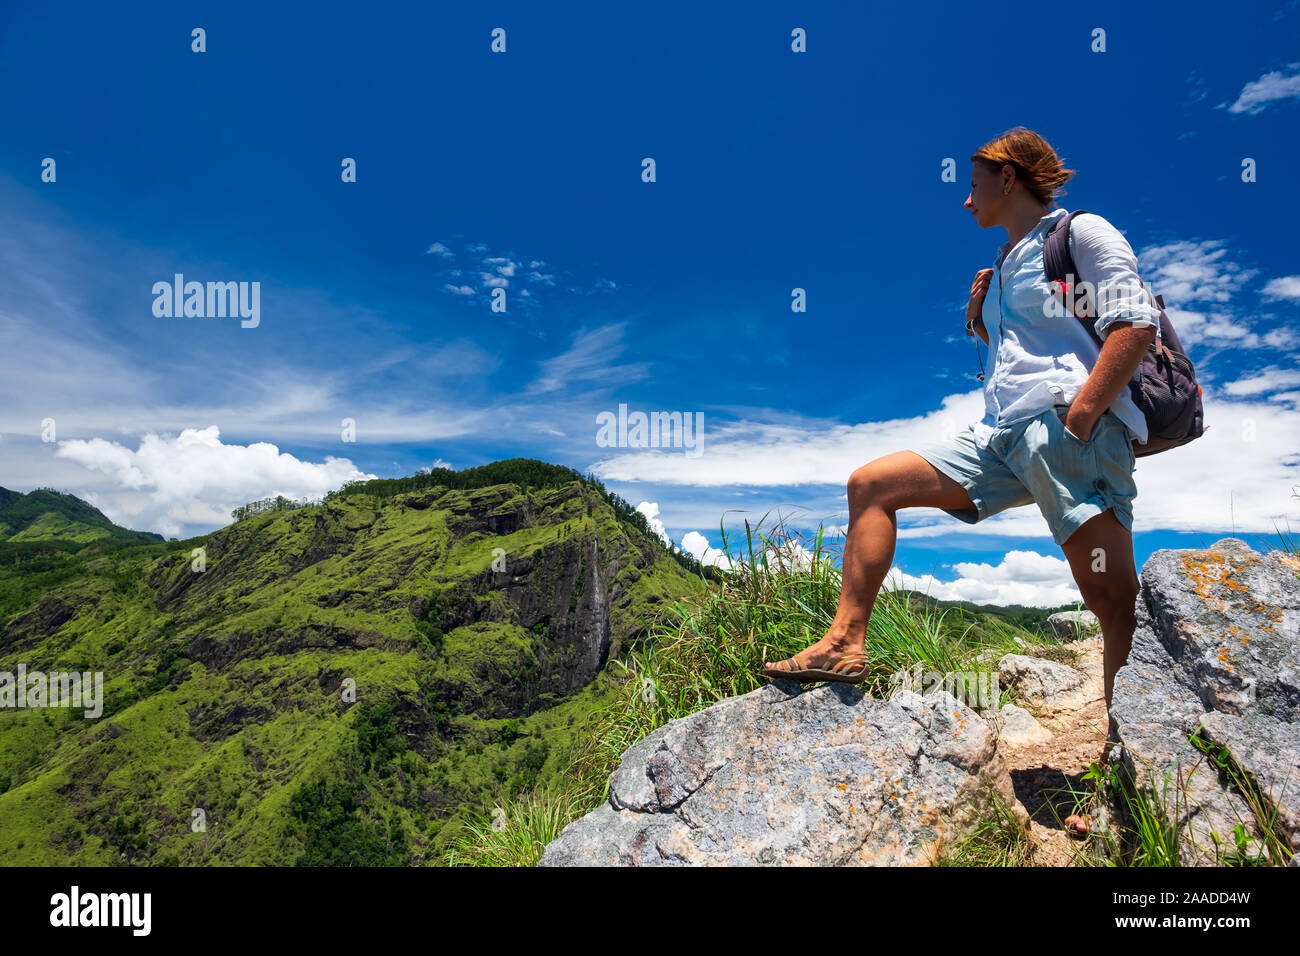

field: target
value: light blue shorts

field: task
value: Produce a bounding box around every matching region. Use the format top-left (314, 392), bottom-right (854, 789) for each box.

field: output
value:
top-left (908, 403), bottom-right (1137, 547)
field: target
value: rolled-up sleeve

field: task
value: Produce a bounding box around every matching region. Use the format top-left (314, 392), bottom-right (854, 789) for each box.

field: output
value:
top-left (1068, 214), bottom-right (1162, 341)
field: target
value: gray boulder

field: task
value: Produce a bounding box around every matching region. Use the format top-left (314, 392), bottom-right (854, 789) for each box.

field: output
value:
top-left (998, 653), bottom-right (1091, 720)
top-left (1108, 538), bottom-right (1300, 865)
top-left (991, 702), bottom-right (1054, 746)
top-left (539, 681), bottom-right (1025, 866)
top-left (1048, 609), bottom-right (1100, 642)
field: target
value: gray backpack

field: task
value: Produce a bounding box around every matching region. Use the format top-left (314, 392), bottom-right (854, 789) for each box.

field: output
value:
top-left (1043, 209), bottom-right (1206, 458)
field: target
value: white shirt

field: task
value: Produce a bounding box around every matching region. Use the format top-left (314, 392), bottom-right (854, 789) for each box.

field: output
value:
top-left (974, 207), bottom-right (1162, 446)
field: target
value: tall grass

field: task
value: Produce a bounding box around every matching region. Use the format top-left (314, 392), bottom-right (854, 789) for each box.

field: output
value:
top-left (932, 786), bottom-right (1037, 866)
top-left (1066, 733), bottom-right (1295, 867)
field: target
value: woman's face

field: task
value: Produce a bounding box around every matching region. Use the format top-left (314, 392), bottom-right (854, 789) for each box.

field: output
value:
top-left (964, 162), bottom-right (1010, 228)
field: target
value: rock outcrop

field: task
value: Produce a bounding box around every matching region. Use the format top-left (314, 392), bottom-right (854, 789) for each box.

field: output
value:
top-left (1048, 609), bottom-right (1100, 642)
top-left (1108, 537), bottom-right (1300, 865)
top-left (998, 654), bottom-right (1092, 723)
top-left (539, 681), bottom-right (1025, 866)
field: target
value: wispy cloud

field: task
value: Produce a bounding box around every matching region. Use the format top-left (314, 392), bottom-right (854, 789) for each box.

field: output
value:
top-left (525, 322), bottom-right (652, 395)
top-left (423, 237), bottom-right (609, 310)
top-left (1219, 366), bottom-right (1300, 396)
top-left (1225, 62), bottom-right (1300, 114)
top-left (1133, 238), bottom-right (1297, 350)
top-left (1139, 239), bottom-right (1257, 305)
top-left (1262, 275), bottom-right (1300, 302)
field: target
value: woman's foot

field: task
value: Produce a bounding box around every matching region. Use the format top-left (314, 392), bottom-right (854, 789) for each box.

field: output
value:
top-left (1064, 813), bottom-right (1091, 837)
top-left (762, 633), bottom-right (866, 678)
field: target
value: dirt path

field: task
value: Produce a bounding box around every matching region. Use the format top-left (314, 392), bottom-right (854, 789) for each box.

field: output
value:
top-left (985, 635), bottom-right (1111, 866)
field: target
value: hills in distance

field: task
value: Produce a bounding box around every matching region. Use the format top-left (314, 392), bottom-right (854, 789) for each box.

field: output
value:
top-left (0, 460), bottom-right (710, 864)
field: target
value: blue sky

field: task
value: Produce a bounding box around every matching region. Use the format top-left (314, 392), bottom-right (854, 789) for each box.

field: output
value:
top-left (2, 0), bottom-right (1299, 607)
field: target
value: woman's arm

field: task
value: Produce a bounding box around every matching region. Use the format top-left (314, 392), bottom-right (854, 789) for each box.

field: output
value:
top-left (1064, 214), bottom-right (1162, 438)
top-left (1069, 213), bottom-right (1163, 341)
top-left (1068, 324), bottom-right (1156, 438)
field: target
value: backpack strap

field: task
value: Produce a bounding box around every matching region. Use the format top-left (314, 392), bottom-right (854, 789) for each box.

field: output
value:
top-left (1043, 209), bottom-right (1102, 341)
top-left (1042, 208), bottom-right (1091, 290)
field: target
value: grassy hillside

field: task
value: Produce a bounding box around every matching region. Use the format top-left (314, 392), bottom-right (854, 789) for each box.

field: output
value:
top-left (0, 463), bottom-right (707, 864)
top-left (0, 486), bottom-right (163, 545)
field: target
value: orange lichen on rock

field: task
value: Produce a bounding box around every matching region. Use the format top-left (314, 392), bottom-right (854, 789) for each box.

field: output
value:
top-left (1181, 551), bottom-right (1260, 614)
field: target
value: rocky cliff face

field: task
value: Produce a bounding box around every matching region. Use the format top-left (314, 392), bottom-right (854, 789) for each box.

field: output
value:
top-left (124, 481), bottom-right (684, 715)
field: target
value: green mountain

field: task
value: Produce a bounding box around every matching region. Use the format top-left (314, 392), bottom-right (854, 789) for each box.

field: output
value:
top-left (0, 460), bottom-right (709, 864)
top-left (0, 486), bottom-right (163, 545)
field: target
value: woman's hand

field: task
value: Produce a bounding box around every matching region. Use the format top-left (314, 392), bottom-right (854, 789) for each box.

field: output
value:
top-left (967, 269), bottom-right (993, 325)
top-left (967, 269), bottom-right (993, 343)
top-left (966, 268), bottom-right (994, 323)
top-left (1058, 408), bottom-right (1097, 442)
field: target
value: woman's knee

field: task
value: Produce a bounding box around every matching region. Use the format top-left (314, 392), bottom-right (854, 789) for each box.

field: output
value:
top-left (847, 464), bottom-right (879, 507)
top-left (849, 451), bottom-right (966, 513)
top-left (842, 465), bottom-right (873, 509)
top-left (848, 456), bottom-right (913, 511)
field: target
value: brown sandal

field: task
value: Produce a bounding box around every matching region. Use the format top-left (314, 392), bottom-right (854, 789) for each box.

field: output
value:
top-left (760, 650), bottom-right (870, 685)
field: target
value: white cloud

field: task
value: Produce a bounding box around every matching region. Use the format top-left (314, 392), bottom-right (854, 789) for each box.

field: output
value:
top-left (1134, 239), bottom-right (1289, 349)
top-left (678, 528), bottom-right (816, 573)
top-left (674, 526), bottom-right (1080, 605)
top-left (1262, 275), bottom-right (1300, 302)
top-left (648, 501), bottom-right (818, 573)
top-left (1227, 65), bottom-right (1300, 115)
top-left (1262, 327), bottom-right (1300, 349)
top-left (52, 426), bottom-right (374, 538)
top-left (635, 501), bottom-right (673, 548)
top-left (1220, 366), bottom-right (1300, 396)
top-left (426, 242), bottom-right (454, 258)
top-left (1138, 239), bottom-right (1256, 306)
top-left (680, 530), bottom-right (735, 569)
top-left (483, 257), bottom-right (516, 277)
top-left (882, 550), bottom-right (1083, 608)
top-left (443, 284), bottom-right (476, 296)
top-left (1164, 307), bottom-right (1260, 348)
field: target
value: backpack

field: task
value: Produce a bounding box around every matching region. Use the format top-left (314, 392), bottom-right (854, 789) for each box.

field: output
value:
top-left (1042, 209), bottom-right (1206, 458)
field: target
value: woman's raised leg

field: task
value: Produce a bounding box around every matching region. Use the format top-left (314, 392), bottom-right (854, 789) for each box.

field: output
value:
top-left (763, 450), bottom-right (976, 674)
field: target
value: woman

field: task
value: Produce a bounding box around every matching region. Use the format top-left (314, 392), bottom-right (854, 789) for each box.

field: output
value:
top-left (761, 126), bottom-right (1158, 774)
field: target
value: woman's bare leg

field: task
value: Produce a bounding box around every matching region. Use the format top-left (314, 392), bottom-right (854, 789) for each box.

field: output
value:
top-left (767, 450), bottom-right (977, 672)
